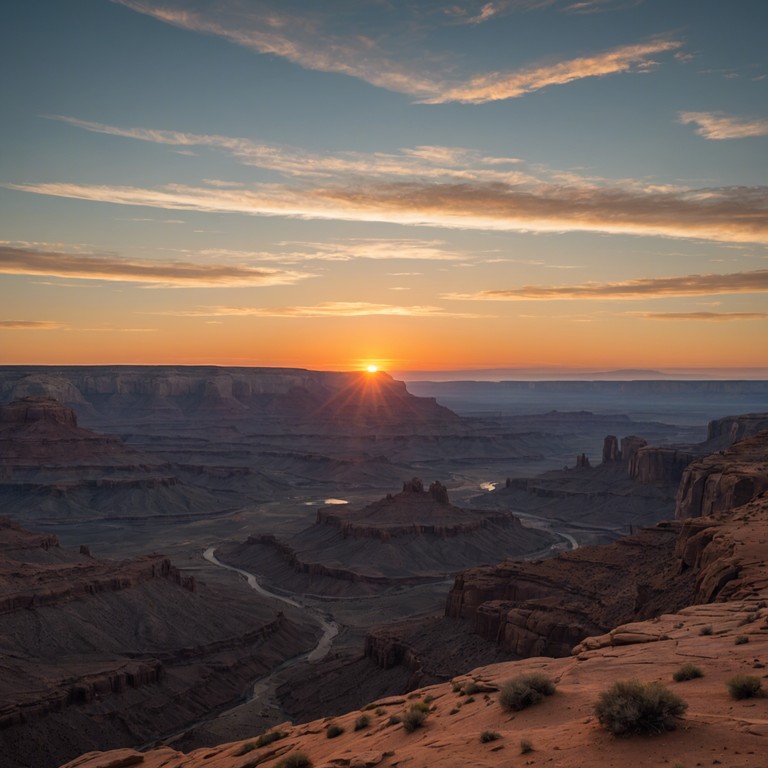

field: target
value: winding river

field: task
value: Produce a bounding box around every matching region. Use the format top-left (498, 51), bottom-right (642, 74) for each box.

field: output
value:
top-left (203, 546), bottom-right (339, 663)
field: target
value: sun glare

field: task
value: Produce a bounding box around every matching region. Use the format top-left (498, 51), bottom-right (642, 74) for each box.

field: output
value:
top-left (366, 364), bottom-right (379, 373)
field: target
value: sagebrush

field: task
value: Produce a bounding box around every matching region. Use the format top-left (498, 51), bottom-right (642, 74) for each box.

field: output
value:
top-left (594, 680), bottom-right (687, 735)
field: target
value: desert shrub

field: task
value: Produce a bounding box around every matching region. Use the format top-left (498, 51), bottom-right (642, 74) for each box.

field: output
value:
top-left (449, 707), bottom-right (459, 715)
top-left (409, 701), bottom-right (431, 713)
top-left (520, 738), bottom-right (533, 754)
top-left (402, 705), bottom-right (427, 733)
top-left (464, 696), bottom-right (475, 703)
top-left (463, 681), bottom-right (482, 695)
top-left (699, 625), bottom-right (713, 636)
top-left (480, 730), bottom-right (501, 743)
top-left (594, 680), bottom-right (687, 735)
top-left (735, 635), bottom-right (749, 645)
top-left (375, 707), bottom-right (385, 716)
top-left (738, 612), bottom-right (758, 626)
top-left (276, 753), bottom-right (312, 768)
top-left (234, 742), bottom-right (257, 755)
top-left (672, 663), bottom-right (703, 682)
top-left (726, 674), bottom-right (763, 700)
top-left (325, 724), bottom-right (344, 739)
top-left (387, 715), bottom-right (401, 726)
top-left (354, 715), bottom-right (369, 731)
top-left (499, 673), bottom-right (556, 712)
top-left (451, 680), bottom-right (462, 693)
top-left (423, 694), bottom-right (434, 703)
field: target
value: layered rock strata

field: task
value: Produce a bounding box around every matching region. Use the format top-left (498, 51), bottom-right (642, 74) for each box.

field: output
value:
top-left (218, 479), bottom-right (557, 594)
top-left (0, 519), bottom-right (318, 768)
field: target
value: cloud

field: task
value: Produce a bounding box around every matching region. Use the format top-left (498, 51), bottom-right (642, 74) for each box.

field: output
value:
top-left (679, 111), bottom-right (768, 140)
top-left (638, 311), bottom-right (768, 321)
top-left (447, 269), bottom-right (768, 300)
top-left (161, 301), bottom-right (484, 318)
top-left (10, 177), bottom-right (768, 245)
top-left (161, 239), bottom-right (463, 264)
top-left (111, 2), bottom-right (677, 103)
top-left (0, 246), bottom-right (313, 287)
top-left (0, 320), bottom-right (64, 330)
top-left (423, 38), bottom-right (681, 104)
top-left (49, 116), bottom-right (529, 182)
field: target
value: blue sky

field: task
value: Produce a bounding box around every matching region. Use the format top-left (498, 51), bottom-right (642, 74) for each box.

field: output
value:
top-left (1, 0), bottom-right (766, 372)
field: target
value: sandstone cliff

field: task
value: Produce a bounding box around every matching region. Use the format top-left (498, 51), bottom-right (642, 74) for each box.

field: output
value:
top-left (675, 429), bottom-right (768, 519)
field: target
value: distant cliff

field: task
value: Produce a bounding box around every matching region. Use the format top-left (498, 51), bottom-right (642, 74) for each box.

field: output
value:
top-left (0, 366), bottom-right (458, 429)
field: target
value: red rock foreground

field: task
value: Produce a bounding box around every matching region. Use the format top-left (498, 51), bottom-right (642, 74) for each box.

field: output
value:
top-left (63, 434), bottom-right (768, 768)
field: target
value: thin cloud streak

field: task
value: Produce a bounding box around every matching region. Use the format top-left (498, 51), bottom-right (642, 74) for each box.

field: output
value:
top-left (638, 311), bottom-right (768, 321)
top-left (0, 246), bottom-right (313, 287)
top-left (48, 116), bottom-right (528, 182)
top-left (0, 320), bottom-right (64, 330)
top-left (9, 179), bottom-right (768, 245)
top-left (160, 301), bottom-right (485, 318)
top-left (447, 269), bottom-right (768, 300)
top-left (679, 111), bottom-right (768, 139)
top-left (111, 2), bottom-right (678, 103)
top-left (424, 38), bottom-right (682, 104)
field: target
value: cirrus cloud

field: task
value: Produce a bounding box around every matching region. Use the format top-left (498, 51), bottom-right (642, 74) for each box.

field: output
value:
top-left (637, 311), bottom-right (768, 321)
top-left (679, 111), bottom-right (768, 140)
top-left (446, 269), bottom-right (768, 300)
top-left (112, 1), bottom-right (680, 104)
top-left (8, 178), bottom-right (768, 245)
top-left (0, 246), bottom-right (314, 287)
top-left (0, 320), bottom-right (64, 330)
top-left (158, 301), bottom-right (485, 318)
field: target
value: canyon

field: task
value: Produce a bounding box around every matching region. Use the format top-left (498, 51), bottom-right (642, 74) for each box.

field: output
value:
top-left (0, 367), bottom-right (766, 767)
top-left (60, 412), bottom-right (768, 768)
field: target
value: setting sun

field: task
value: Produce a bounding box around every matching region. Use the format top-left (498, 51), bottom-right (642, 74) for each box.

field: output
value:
top-left (366, 365), bottom-right (378, 373)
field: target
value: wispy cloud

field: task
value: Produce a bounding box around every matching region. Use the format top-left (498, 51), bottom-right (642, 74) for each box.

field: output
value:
top-left (679, 111), bottom-right (768, 140)
top-left (160, 239), bottom-right (463, 265)
top-left (10, 177), bottom-right (768, 245)
top-left (447, 269), bottom-right (768, 300)
top-left (445, 0), bottom-right (643, 23)
top-left (638, 311), bottom-right (768, 321)
top-left (0, 320), bottom-right (64, 330)
top-left (0, 246), bottom-right (313, 287)
top-left (160, 301), bottom-right (484, 318)
top-left (111, 2), bottom-right (678, 103)
top-left (48, 116), bottom-right (528, 182)
top-left (423, 38), bottom-right (681, 104)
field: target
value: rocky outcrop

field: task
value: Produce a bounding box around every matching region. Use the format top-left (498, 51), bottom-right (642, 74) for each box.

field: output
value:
top-left (443, 522), bottom-right (696, 658)
top-left (0, 396), bottom-right (126, 464)
top-left (707, 412), bottom-right (768, 445)
top-left (575, 452), bottom-right (590, 468)
top-left (218, 479), bottom-right (557, 596)
top-left (675, 430), bottom-right (768, 519)
top-left (0, 396), bottom-right (78, 427)
top-left (601, 434), bottom-right (620, 463)
top-left (619, 435), bottom-right (647, 467)
top-left (315, 478), bottom-right (524, 540)
top-left (628, 446), bottom-right (697, 484)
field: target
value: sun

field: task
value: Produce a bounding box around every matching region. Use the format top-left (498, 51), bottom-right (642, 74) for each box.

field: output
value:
top-left (366, 364), bottom-right (379, 373)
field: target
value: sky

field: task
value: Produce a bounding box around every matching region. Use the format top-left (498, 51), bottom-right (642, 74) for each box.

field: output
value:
top-left (1, 0), bottom-right (767, 375)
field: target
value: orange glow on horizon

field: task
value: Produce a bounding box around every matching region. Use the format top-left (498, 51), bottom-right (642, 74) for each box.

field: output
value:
top-left (366, 364), bottom-right (378, 373)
